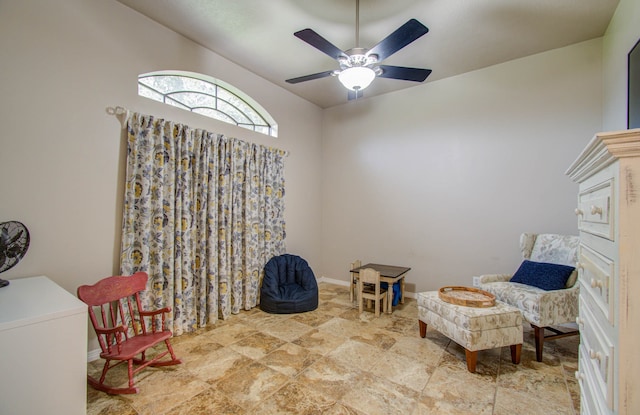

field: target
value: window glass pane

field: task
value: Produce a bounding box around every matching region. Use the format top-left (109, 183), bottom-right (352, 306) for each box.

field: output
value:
top-left (217, 100), bottom-right (251, 124)
top-left (254, 126), bottom-right (270, 135)
top-left (216, 87), bottom-right (233, 102)
top-left (181, 77), bottom-right (217, 96)
top-left (168, 92), bottom-right (216, 110)
top-left (165, 99), bottom-right (190, 111)
top-left (194, 108), bottom-right (234, 124)
top-left (245, 111), bottom-right (267, 125)
top-left (138, 71), bottom-right (277, 137)
top-left (138, 84), bottom-right (163, 101)
top-left (139, 75), bottom-right (184, 94)
top-left (218, 88), bottom-right (265, 125)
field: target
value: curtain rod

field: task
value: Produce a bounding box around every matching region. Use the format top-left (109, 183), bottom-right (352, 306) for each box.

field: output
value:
top-left (105, 106), bottom-right (289, 156)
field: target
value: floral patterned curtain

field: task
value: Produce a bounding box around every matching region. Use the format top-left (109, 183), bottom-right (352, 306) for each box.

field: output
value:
top-left (120, 112), bottom-right (287, 335)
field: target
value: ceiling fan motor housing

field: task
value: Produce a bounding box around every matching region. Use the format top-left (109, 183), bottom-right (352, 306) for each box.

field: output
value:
top-left (342, 48), bottom-right (378, 66)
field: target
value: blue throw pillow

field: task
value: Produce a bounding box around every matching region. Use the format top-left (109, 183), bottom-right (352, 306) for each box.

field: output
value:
top-left (510, 260), bottom-right (576, 291)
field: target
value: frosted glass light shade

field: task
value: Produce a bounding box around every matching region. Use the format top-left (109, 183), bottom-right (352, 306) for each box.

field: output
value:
top-left (338, 67), bottom-right (376, 91)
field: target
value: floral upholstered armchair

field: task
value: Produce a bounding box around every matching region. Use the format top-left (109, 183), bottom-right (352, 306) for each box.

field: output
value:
top-left (478, 233), bottom-right (579, 362)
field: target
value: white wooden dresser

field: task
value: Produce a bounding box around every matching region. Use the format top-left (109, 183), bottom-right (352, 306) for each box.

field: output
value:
top-left (566, 129), bottom-right (640, 415)
top-left (0, 276), bottom-right (87, 415)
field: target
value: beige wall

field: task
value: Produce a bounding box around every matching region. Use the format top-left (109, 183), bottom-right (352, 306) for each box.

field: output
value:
top-left (1, 0), bottom-right (638, 352)
top-left (602, 0), bottom-right (640, 130)
top-left (320, 39), bottom-right (603, 292)
top-left (0, 1), bottom-right (323, 299)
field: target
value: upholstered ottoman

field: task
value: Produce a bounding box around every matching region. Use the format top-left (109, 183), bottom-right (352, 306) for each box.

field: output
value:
top-left (417, 291), bottom-right (523, 372)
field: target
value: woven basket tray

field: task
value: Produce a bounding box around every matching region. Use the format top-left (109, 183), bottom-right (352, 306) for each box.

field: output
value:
top-left (438, 286), bottom-right (496, 308)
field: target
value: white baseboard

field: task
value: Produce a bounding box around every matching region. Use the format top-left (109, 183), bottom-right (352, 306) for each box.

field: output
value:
top-left (87, 348), bottom-right (101, 362)
top-left (318, 276), bottom-right (349, 286)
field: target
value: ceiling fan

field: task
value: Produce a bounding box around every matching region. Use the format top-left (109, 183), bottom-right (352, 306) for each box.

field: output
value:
top-left (285, 0), bottom-right (432, 100)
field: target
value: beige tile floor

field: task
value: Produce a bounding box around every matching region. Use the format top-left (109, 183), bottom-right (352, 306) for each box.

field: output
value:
top-left (87, 283), bottom-right (580, 415)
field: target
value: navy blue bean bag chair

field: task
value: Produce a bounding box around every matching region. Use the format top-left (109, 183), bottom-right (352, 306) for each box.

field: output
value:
top-left (260, 254), bottom-right (318, 314)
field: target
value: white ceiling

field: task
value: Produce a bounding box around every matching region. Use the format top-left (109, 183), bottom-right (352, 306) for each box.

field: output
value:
top-left (116, 0), bottom-right (618, 109)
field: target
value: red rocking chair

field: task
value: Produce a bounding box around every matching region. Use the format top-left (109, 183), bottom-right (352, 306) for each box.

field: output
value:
top-left (77, 271), bottom-right (182, 394)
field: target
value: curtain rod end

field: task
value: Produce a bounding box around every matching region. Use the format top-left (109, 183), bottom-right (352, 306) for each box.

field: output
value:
top-left (106, 106), bottom-right (129, 128)
top-left (106, 106), bottom-right (128, 116)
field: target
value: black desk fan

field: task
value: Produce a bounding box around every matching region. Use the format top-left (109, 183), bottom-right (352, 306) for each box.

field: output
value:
top-left (0, 221), bottom-right (30, 287)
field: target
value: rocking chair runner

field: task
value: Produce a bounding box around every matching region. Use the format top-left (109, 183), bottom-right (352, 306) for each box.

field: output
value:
top-left (77, 272), bottom-right (182, 394)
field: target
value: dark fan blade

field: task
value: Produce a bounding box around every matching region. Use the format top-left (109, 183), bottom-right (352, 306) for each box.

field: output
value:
top-left (286, 70), bottom-right (334, 84)
top-left (377, 65), bottom-right (432, 82)
top-left (367, 19), bottom-right (429, 61)
top-left (294, 29), bottom-right (349, 61)
top-left (348, 89), bottom-right (364, 101)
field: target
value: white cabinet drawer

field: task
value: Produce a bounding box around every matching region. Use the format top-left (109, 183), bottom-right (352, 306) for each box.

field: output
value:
top-left (576, 358), bottom-right (610, 415)
top-left (576, 179), bottom-right (614, 240)
top-left (578, 244), bottom-right (615, 325)
top-left (578, 295), bottom-right (615, 411)
top-left (577, 348), bottom-right (612, 415)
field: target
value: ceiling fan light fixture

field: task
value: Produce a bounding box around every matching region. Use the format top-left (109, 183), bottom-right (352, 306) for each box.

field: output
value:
top-left (338, 66), bottom-right (376, 91)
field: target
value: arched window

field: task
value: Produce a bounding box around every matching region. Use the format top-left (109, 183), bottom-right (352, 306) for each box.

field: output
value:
top-left (138, 71), bottom-right (278, 137)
